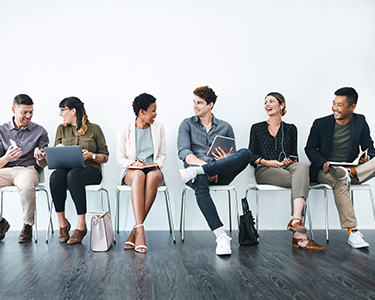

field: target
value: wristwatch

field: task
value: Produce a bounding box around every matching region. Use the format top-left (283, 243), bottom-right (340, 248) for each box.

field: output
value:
top-left (92, 154), bottom-right (97, 160)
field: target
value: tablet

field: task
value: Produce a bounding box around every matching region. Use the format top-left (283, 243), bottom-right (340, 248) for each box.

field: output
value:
top-left (207, 135), bottom-right (236, 157)
top-left (44, 145), bottom-right (85, 169)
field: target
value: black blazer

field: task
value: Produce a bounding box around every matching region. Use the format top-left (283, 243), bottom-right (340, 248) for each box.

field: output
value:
top-left (305, 113), bottom-right (375, 182)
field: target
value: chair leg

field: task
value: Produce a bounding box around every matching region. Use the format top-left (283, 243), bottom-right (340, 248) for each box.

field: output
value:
top-left (164, 190), bottom-right (176, 243)
top-left (369, 189), bottom-right (375, 225)
top-left (306, 201), bottom-right (314, 241)
top-left (115, 189), bottom-right (120, 234)
top-left (256, 189), bottom-right (259, 233)
top-left (99, 189), bottom-right (104, 212)
top-left (34, 202), bottom-right (38, 243)
top-left (46, 199), bottom-right (54, 243)
top-left (324, 189), bottom-right (329, 242)
top-left (228, 190), bottom-right (232, 232)
top-left (180, 188), bottom-right (187, 242)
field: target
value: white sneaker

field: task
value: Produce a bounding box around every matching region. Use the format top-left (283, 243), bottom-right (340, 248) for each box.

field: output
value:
top-left (216, 233), bottom-right (232, 256)
top-left (179, 167), bottom-right (200, 183)
top-left (330, 166), bottom-right (351, 183)
top-left (348, 229), bottom-right (369, 248)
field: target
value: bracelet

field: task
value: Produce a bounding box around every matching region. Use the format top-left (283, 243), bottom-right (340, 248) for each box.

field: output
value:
top-left (259, 158), bottom-right (263, 164)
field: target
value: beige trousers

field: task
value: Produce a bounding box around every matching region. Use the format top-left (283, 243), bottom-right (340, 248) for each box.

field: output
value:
top-left (0, 166), bottom-right (39, 225)
top-left (254, 162), bottom-right (310, 215)
top-left (317, 157), bottom-right (375, 229)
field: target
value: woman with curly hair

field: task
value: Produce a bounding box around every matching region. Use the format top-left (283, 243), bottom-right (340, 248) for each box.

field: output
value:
top-left (248, 92), bottom-right (325, 251)
top-left (116, 93), bottom-right (166, 253)
top-left (49, 97), bottom-right (109, 244)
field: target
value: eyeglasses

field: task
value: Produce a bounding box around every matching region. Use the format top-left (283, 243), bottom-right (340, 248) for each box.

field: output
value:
top-left (59, 108), bottom-right (69, 113)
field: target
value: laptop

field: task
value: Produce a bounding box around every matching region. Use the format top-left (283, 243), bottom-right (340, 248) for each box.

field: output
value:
top-left (44, 145), bottom-right (85, 169)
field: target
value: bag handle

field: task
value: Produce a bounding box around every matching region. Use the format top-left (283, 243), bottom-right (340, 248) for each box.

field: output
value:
top-left (241, 197), bottom-right (250, 214)
top-left (87, 211), bottom-right (110, 218)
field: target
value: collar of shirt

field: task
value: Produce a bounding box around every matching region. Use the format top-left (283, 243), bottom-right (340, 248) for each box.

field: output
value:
top-left (193, 114), bottom-right (218, 128)
top-left (9, 117), bottom-right (32, 132)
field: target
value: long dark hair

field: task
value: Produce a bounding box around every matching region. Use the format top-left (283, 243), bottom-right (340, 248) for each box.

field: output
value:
top-left (59, 96), bottom-right (88, 136)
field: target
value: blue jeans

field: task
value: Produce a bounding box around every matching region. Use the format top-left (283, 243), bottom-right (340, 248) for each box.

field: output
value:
top-left (187, 148), bottom-right (251, 230)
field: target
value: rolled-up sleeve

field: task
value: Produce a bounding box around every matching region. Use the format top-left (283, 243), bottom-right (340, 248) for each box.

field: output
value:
top-left (177, 119), bottom-right (193, 162)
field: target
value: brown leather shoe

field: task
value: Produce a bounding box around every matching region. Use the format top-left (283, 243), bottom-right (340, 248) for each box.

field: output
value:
top-left (67, 228), bottom-right (87, 244)
top-left (59, 219), bottom-right (71, 243)
top-left (18, 224), bottom-right (33, 243)
top-left (0, 218), bottom-right (10, 241)
top-left (292, 236), bottom-right (325, 251)
top-left (287, 218), bottom-right (307, 234)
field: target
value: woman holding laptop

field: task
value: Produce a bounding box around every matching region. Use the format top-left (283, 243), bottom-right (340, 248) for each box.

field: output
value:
top-left (248, 92), bottom-right (325, 251)
top-left (116, 93), bottom-right (166, 253)
top-left (49, 97), bottom-right (109, 244)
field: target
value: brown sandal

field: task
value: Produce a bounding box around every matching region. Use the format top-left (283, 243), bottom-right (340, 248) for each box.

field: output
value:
top-left (287, 218), bottom-right (306, 234)
top-left (292, 236), bottom-right (325, 251)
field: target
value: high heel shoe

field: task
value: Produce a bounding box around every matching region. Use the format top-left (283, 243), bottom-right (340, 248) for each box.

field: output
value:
top-left (134, 224), bottom-right (147, 254)
top-left (124, 226), bottom-right (135, 250)
top-left (59, 219), bottom-right (71, 243)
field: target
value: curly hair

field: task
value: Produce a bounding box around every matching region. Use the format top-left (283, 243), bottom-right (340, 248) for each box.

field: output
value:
top-left (59, 96), bottom-right (89, 136)
top-left (266, 92), bottom-right (287, 116)
top-left (193, 86), bottom-right (218, 107)
top-left (132, 93), bottom-right (157, 117)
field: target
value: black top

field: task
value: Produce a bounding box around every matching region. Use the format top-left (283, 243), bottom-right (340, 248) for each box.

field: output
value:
top-left (248, 121), bottom-right (298, 167)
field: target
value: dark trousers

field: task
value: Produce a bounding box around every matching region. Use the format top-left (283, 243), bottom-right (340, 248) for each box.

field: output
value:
top-left (187, 148), bottom-right (251, 230)
top-left (50, 167), bottom-right (102, 215)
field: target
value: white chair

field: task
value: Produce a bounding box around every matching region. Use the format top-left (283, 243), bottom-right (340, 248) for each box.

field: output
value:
top-left (310, 182), bottom-right (375, 241)
top-left (45, 181), bottom-right (111, 243)
top-left (180, 185), bottom-right (237, 242)
top-left (245, 183), bottom-right (314, 240)
top-left (0, 170), bottom-right (54, 243)
top-left (114, 185), bottom-right (176, 243)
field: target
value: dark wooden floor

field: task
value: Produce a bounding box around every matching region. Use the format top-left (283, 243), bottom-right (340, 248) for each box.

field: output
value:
top-left (0, 229), bottom-right (375, 300)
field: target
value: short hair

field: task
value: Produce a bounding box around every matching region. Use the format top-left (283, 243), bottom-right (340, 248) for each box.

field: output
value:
top-left (132, 93), bottom-right (157, 117)
top-left (13, 94), bottom-right (33, 106)
top-left (266, 92), bottom-right (287, 116)
top-left (334, 87), bottom-right (358, 107)
top-left (59, 96), bottom-right (88, 136)
top-left (193, 86), bottom-right (218, 107)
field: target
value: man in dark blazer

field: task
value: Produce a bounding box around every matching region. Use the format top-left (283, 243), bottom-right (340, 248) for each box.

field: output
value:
top-left (305, 87), bottom-right (375, 249)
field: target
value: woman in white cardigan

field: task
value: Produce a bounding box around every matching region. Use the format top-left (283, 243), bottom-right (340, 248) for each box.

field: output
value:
top-left (116, 93), bottom-right (166, 253)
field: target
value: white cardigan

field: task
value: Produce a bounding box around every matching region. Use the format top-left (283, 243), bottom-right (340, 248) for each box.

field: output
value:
top-left (116, 121), bottom-right (166, 183)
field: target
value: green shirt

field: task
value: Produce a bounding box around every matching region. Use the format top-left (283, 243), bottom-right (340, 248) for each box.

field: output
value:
top-left (54, 122), bottom-right (109, 172)
top-left (328, 122), bottom-right (350, 162)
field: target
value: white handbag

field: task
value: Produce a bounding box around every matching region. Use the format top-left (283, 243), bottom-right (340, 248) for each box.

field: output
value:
top-left (88, 211), bottom-right (114, 252)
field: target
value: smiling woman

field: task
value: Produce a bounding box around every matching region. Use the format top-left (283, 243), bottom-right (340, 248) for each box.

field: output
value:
top-left (49, 96), bottom-right (109, 245)
top-left (116, 93), bottom-right (166, 254)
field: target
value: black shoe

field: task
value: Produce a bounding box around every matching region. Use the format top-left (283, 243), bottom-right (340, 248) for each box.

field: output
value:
top-left (0, 218), bottom-right (10, 241)
top-left (18, 224), bottom-right (32, 243)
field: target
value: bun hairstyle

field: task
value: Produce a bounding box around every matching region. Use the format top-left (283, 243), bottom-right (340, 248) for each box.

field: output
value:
top-left (266, 92), bottom-right (286, 116)
top-left (59, 96), bottom-right (88, 136)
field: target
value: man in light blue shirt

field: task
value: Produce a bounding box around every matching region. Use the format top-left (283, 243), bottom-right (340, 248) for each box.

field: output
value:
top-left (178, 86), bottom-right (251, 256)
top-left (0, 94), bottom-right (49, 243)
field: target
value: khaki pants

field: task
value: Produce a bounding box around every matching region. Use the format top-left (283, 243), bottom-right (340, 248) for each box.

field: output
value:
top-left (254, 162), bottom-right (310, 215)
top-left (0, 166), bottom-right (39, 225)
top-left (317, 157), bottom-right (375, 229)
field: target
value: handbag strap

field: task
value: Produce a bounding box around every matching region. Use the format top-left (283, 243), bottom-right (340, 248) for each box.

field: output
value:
top-left (241, 197), bottom-right (250, 214)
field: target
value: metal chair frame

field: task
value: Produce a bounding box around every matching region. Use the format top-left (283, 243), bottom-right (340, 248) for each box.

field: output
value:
top-left (114, 185), bottom-right (176, 244)
top-left (180, 184), bottom-right (237, 242)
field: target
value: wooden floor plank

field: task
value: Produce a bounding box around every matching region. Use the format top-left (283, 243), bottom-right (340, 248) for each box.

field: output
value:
top-left (0, 230), bottom-right (375, 300)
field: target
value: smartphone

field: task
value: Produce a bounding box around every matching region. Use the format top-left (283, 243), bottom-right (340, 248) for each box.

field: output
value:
top-left (289, 155), bottom-right (298, 161)
top-left (9, 139), bottom-right (18, 148)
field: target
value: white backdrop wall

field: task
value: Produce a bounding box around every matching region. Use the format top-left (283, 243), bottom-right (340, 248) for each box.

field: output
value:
top-left (1, 1), bottom-right (374, 232)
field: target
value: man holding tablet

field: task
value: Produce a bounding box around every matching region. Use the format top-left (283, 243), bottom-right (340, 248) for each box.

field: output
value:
top-left (177, 86), bottom-right (251, 256)
top-left (0, 94), bottom-right (49, 243)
